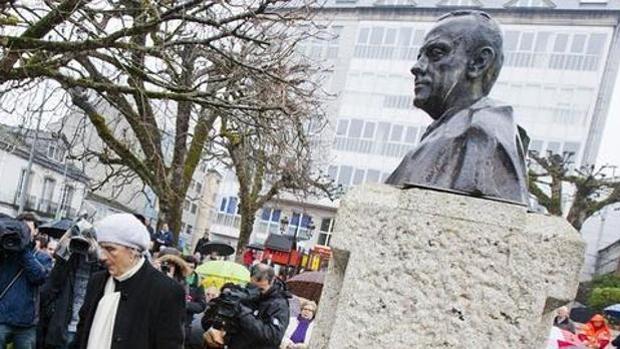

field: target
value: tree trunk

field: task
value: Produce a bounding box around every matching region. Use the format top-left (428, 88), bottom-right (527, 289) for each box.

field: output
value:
top-left (236, 205), bottom-right (257, 263)
top-left (158, 193), bottom-right (185, 245)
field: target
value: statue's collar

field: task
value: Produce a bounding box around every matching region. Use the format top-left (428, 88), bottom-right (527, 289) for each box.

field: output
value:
top-left (421, 97), bottom-right (502, 140)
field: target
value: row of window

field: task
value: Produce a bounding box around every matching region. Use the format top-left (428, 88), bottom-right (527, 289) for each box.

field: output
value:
top-left (365, 0), bottom-right (605, 8)
top-left (328, 164), bottom-right (391, 187)
top-left (297, 27), bottom-right (343, 61)
top-left (529, 140), bottom-right (581, 161)
top-left (15, 169), bottom-right (76, 214)
top-left (334, 118), bottom-right (421, 157)
top-left (353, 25), bottom-right (608, 72)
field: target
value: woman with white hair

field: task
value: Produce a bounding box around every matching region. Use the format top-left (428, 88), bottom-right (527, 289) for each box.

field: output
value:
top-left (280, 300), bottom-right (318, 349)
top-left (553, 306), bottom-right (576, 333)
top-left (74, 213), bottom-right (186, 349)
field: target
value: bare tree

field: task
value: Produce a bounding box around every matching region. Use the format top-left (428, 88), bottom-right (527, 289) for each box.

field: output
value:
top-left (0, 0), bottom-right (331, 241)
top-left (528, 152), bottom-right (620, 231)
top-left (212, 38), bottom-right (336, 259)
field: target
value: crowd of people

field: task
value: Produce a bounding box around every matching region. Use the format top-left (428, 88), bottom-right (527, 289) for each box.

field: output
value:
top-left (0, 212), bottom-right (318, 349)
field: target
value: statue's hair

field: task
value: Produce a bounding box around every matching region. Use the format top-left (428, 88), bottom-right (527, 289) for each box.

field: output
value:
top-left (437, 10), bottom-right (504, 94)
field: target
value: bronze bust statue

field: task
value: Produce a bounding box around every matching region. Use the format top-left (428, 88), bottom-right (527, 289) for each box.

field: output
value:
top-left (385, 10), bottom-right (529, 205)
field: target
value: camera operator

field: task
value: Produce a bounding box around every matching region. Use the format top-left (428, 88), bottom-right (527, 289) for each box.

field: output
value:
top-left (0, 218), bottom-right (52, 349)
top-left (38, 219), bottom-right (102, 349)
top-left (204, 263), bottom-right (290, 349)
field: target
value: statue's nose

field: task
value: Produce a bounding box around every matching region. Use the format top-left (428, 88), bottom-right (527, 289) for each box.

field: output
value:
top-left (411, 57), bottom-right (426, 76)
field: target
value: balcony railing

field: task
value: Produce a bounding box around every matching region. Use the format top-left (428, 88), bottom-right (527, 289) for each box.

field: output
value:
top-left (38, 199), bottom-right (59, 216)
top-left (214, 212), bottom-right (241, 229)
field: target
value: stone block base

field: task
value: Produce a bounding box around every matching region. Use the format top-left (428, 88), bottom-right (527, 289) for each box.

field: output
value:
top-left (311, 184), bottom-right (585, 348)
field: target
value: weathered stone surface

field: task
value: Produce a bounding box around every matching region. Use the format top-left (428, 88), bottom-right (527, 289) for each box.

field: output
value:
top-left (311, 184), bottom-right (585, 349)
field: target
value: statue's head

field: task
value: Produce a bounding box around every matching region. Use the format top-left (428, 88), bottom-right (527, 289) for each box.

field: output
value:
top-left (411, 10), bottom-right (503, 119)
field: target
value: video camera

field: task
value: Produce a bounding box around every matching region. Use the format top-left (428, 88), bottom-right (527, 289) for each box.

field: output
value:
top-left (0, 219), bottom-right (30, 254)
top-left (203, 284), bottom-right (261, 335)
top-left (55, 218), bottom-right (98, 262)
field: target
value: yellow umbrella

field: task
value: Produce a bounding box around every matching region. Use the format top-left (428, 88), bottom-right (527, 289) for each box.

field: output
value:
top-left (196, 260), bottom-right (250, 289)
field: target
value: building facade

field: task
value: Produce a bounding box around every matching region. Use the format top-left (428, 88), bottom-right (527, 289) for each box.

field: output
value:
top-left (0, 125), bottom-right (89, 220)
top-left (209, 0), bottom-right (620, 252)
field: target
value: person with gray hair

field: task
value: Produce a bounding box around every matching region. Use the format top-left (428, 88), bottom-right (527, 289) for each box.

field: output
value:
top-left (386, 10), bottom-right (530, 205)
top-left (553, 306), bottom-right (576, 334)
top-left (204, 263), bottom-right (290, 349)
top-left (73, 213), bottom-right (185, 349)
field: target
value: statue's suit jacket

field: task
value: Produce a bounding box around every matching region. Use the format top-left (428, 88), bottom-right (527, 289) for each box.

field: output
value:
top-left (385, 97), bottom-right (529, 205)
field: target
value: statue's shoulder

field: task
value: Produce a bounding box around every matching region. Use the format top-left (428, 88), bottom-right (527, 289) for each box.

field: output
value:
top-left (465, 97), bottom-right (518, 141)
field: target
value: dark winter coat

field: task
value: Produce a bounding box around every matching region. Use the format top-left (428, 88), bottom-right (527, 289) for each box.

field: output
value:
top-left (226, 279), bottom-right (291, 349)
top-left (0, 248), bottom-right (52, 327)
top-left (74, 261), bottom-right (186, 349)
top-left (39, 255), bottom-right (101, 347)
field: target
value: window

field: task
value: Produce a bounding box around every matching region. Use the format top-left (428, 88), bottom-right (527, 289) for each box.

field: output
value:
top-left (47, 144), bottom-right (56, 159)
top-left (60, 185), bottom-right (74, 211)
top-left (535, 32), bottom-right (551, 52)
top-left (553, 34), bottom-right (569, 52)
top-left (506, 0), bottom-right (556, 8)
top-left (353, 169), bottom-right (365, 185)
top-left (184, 199), bottom-right (190, 211)
top-left (438, 0), bottom-right (482, 6)
top-left (519, 33), bottom-right (534, 51)
top-left (261, 208), bottom-right (282, 223)
top-left (226, 197), bottom-right (238, 214)
top-left (318, 218), bottom-right (335, 246)
top-left (336, 119), bottom-right (349, 136)
top-left (328, 166), bottom-right (338, 181)
top-left (546, 141), bottom-right (561, 155)
top-left (348, 119), bottom-right (364, 138)
top-left (363, 122), bottom-right (376, 139)
top-left (369, 27), bottom-right (384, 46)
top-left (337, 166), bottom-right (353, 186)
top-left (357, 28), bottom-right (370, 44)
top-left (195, 182), bottom-right (203, 194)
top-left (504, 31), bottom-right (519, 51)
top-left (571, 34), bottom-right (587, 53)
top-left (366, 170), bottom-right (381, 183)
top-left (405, 127), bottom-right (418, 144)
top-left (529, 140), bottom-right (543, 154)
top-left (288, 212), bottom-right (314, 236)
top-left (219, 197), bottom-right (228, 212)
top-left (587, 33), bottom-right (607, 55)
top-left (191, 203), bottom-right (197, 214)
top-left (562, 142), bottom-right (580, 161)
top-left (390, 125), bottom-right (404, 142)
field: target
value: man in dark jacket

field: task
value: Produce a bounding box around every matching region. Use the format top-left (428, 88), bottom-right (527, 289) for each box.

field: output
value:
top-left (0, 218), bottom-right (52, 349)
top-left (204, 263), bottom-right (290, 349)
top-left (39, 220), bottom-right (101, 349)
top-left (74, 213), bottom-right (185, 349)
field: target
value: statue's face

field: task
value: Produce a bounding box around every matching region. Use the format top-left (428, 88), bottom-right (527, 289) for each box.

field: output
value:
top-left (411, 17), bottom-right (474, 119)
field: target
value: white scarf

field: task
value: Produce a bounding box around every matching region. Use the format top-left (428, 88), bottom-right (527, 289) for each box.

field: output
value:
top-left (86, 258), bottom-right (145, 349)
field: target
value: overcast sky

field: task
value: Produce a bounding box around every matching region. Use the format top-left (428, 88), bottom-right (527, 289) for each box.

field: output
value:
top-left (597, 71), bottom-right (620, 169)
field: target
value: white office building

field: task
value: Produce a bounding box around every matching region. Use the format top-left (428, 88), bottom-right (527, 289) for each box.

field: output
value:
top-left (209, 0), bottom-right (620, 252)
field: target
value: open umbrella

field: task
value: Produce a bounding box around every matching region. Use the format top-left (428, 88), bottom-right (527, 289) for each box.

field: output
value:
top-left (286, 271), bottom-right (325, 303)
top-left (39, 218), bottom-right (73, 239)
top-left (604, 304), bottom-right (620, 319)
top-left (201, 242), bottom-right (235, 257)
top-left (196, 260), bottom-right (250, 289)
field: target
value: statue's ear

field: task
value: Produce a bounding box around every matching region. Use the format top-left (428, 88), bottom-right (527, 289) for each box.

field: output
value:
top-left (467, 46), bottom-right (496, 79)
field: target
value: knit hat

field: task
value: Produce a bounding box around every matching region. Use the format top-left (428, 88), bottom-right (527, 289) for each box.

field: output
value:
top-left (94, 213), bottom-right (150, 252)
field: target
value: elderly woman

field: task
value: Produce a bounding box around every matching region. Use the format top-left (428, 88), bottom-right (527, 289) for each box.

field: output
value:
top-left (280, 300), bottom-right (317, 349)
